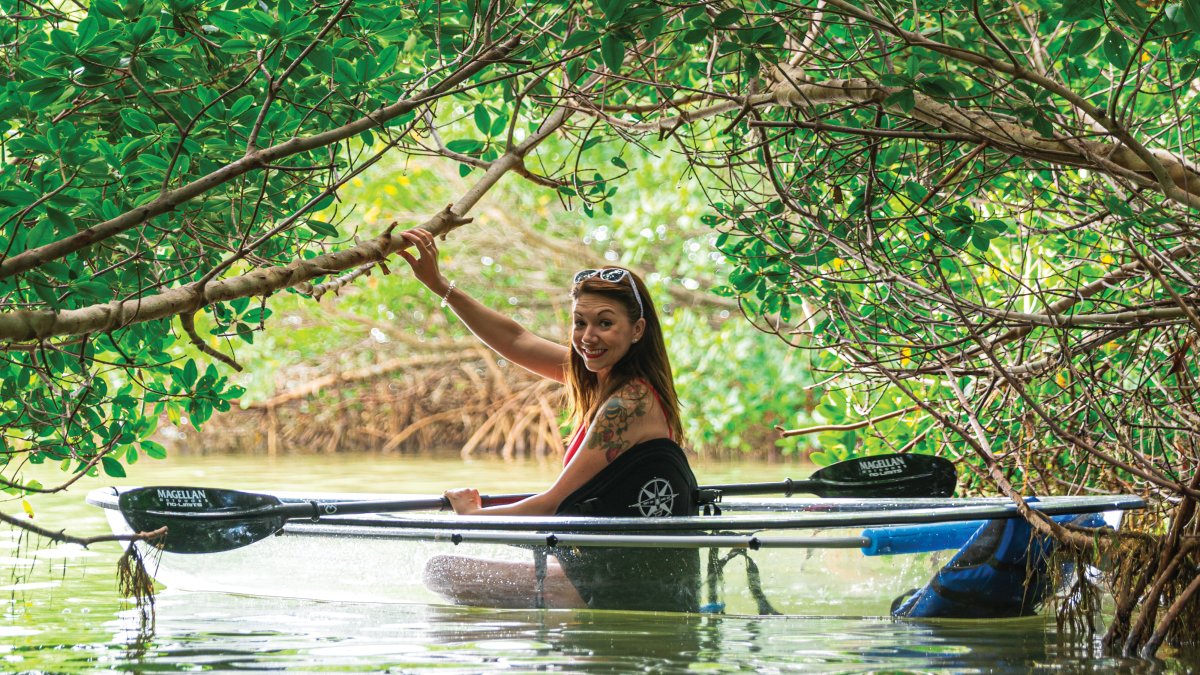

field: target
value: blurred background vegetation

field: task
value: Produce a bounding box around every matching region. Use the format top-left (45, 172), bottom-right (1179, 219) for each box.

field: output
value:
top-left (184, 137), bottom-right (836, 461)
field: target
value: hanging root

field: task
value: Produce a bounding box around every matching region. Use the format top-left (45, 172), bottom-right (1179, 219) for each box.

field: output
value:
top-left (117, 532), bottom-right (164, 634)
top-left (1052, 544), bottom-right (1104, 639)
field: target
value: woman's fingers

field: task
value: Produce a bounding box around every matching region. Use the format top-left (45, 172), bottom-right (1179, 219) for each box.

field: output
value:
top-left (398, 230), bottom-right (439, 262)
top-left (401, 229), bottom-right (439, 258)
top-left (444, 487), bottom-right (482, 515)
top-left (396, 228), bottom-right (449, 294)
top-left (400, 229), bottom-right (427, 250)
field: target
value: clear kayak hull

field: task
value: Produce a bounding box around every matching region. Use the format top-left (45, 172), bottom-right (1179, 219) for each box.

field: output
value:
top-left (88, 487), bottom-right (1143, 617)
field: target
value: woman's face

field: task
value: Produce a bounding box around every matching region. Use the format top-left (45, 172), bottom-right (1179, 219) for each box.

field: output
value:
top-left (571, 293), bottom-right (646, 380)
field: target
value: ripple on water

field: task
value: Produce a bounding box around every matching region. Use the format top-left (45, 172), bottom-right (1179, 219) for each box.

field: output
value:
top-left (6, 457), bottom-right (1200, 674)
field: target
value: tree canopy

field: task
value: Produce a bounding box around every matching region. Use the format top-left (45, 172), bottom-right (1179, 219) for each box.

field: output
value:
top-left (3, 0), bottom-right (1199, 656)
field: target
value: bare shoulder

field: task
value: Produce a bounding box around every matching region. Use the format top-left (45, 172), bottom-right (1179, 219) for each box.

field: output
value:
top-left (587, 381), bottom-right (657, 464)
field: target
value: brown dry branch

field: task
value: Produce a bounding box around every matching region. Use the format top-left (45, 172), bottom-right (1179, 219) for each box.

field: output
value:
top-left (188, 351), bottom-right (565, 459)
top-left (0, 508), bottom-right (167, 549)
top-left (584, 68), bottom-right (1200, 205)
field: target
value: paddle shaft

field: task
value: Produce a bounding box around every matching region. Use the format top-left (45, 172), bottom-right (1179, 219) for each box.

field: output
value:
top-left (120, 453), bottom-right (956, 532)
top-left (283, 476), bottom-right (874, 518)
top-left (127, 482), bottom-right (822, 522)
top-left (131, 493), bottom-right (532, 521)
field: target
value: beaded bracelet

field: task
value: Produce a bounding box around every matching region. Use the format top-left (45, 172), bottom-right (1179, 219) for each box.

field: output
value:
top-left (440, 280), bottom-right (457, 308)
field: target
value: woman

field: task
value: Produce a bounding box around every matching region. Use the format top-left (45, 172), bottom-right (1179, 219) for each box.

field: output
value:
top-left (396, 228), bottom-right (700, 611)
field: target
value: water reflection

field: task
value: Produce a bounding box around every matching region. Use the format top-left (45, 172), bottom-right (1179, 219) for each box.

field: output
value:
top-left (18, 592), bottom-right (1159, 673)
top-left (5, 455), bottom-right (1198, 673)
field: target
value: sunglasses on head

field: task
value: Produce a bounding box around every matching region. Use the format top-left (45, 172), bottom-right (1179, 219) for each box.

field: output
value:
top-left (573, 268), bottom-right (644, 320)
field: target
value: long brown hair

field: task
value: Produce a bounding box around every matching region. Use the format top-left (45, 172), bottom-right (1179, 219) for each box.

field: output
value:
top-left (565, 268), bottom-right (683, 443)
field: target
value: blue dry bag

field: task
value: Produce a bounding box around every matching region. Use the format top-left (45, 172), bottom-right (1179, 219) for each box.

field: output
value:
top-left (891, 509), bottom-right (1108, 619)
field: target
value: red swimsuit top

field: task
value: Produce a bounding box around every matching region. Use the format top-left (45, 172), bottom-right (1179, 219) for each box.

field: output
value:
top-left (563, 380), bottom-right (673, 466)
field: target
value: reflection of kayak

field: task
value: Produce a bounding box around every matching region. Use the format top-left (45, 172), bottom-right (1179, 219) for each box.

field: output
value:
top-left (86, 487), bottom-right (1142, 617)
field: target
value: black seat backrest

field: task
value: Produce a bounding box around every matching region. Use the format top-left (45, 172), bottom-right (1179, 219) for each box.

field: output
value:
top-left (556, 438), bottom-right (699, 517)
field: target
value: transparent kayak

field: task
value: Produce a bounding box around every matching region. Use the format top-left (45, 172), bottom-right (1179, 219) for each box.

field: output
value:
top-left (86, 488), bottom-right (1143, 617)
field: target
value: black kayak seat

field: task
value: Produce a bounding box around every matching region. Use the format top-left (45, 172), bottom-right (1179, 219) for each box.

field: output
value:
top-left (556, 437), bottom-right (700, 518)
top-left (552, 438), bottom-right (702, 612)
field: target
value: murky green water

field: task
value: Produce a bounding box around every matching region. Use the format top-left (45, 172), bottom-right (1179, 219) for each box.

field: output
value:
top-left (3, 454), bottom-right (1195, 673)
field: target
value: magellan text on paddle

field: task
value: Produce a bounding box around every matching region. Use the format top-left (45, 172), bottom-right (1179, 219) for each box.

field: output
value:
top-left (156, 488), bottom-right (210, 509)
top-left (856, 456), bottom-right (905, 477)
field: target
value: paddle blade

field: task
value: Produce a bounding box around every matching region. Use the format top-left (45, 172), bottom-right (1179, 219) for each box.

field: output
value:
top-left (119, 487), bottom-right (285, 554)
top-left (809, 454), bottom-right (956, 498)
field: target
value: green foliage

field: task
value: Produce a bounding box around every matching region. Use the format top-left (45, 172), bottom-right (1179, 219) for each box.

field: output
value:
top-left (3, 0), bottom-right (1198, 496)
top-left (0, 0), bottom-right (496, 489)
top-left (229, 143), bottom-right (821, 457)
top-left (693, 0), bottom-right (1200, 490)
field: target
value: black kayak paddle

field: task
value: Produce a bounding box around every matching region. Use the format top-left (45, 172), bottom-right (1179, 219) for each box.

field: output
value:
top-left (117, 453), bottom-right (955, 554)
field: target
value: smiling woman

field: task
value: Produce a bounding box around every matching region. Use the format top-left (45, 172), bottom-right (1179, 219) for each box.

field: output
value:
top-left (395, 228), bottom-right (699, 611)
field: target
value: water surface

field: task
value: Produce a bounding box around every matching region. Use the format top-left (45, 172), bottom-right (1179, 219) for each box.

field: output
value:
top-left (3, 454), bottom-right (1194, 673)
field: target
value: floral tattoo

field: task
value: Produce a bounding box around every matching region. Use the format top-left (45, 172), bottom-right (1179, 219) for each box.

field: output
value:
top-left (589, 382), bottom-right (651, 463)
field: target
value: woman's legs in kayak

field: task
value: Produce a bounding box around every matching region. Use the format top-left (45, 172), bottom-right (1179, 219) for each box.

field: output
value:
top-left (422, 554), bottom-right (587, 608)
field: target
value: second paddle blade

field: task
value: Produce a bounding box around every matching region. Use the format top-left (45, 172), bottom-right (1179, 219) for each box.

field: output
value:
top-left (812, 454), bottom-right (957, 498)
top-left (118, 486), bottom-right (285, 554)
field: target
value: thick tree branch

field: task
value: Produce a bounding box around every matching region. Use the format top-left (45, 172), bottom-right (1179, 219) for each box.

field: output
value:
top-left (0, 36), bottom-right (523, 280)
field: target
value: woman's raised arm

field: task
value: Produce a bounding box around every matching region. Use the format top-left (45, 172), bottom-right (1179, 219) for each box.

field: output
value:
top-left (395, 228), bottom-right (569, 383)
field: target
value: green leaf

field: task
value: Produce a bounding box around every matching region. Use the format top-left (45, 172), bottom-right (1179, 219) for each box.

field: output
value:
top-left (139, 154), bottom-right (169, 172)
top-left (312, 194), bottom-right (335, 211)
top-left (642, 14), bottom-right (665, 41)
top-left (600, 35), bottom-right (624, 72)
top-left (1060, 0), bottom-right (1102, 22)
top-left (223, 38), bottom-right (256, 54)
top-left (76, 17), bottom-right (99, 47)
top-left (597, 0), bottom-right (629, 22)
top-left (229, 95), bottom-right (255, 118)
top-left (25, 220), bottom-right (54, 249)
top-left (45, 207), bottom-right (72, 229)
top-left (100, 456), bottom-right (126, 478)
top-left (1103, 31), bottom-right (1130, 68)
top-left (50, 29), bottom-right (75, 54)
top-left (130, 15), bottom-right (158, 44)
top-left (1112, 0), bottom-right (1149, 29)
top-left (94, 0), bottom-right (123, 19)
top-left (141, 440), bottom-right (168, 459)
top-left (1068, 27), bottom-right (1102, 57)
top-left (120, 108), bottom-right (157, 134)
top-left (745, 52), bottom-right (760, 78)
top-left (305, 219), bottom-right (338, 237)
top-left (883, 89), bottom-right (915, 113)
top-left (0, 190), bottom-right (36, 207)
top-left (562, 29), bottom-right (599, 52)
top-left (714, 8), bottom-right (744, 28)
top-left (74, 280), bottom-right (111, 300)
top-left (473, 104), bottom-right (491, 135)
top-left (683, 27), bottom-right (710, 44)
top-left (446, 138), bottom-right (484, 154)
top-left (1181, 0), bottom-right (1200, 32)
top-left (489, 113), bottom-right (509, 137)
top-left (181, 358), bottom-right (198, 388)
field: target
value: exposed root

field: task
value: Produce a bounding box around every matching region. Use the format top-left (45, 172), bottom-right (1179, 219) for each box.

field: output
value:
top-left (117, 532), bottom-right (163, 636)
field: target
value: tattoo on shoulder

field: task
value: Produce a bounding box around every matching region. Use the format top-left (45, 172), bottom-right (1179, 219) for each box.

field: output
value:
top-left (592, 388), bottom-right (650, 464)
